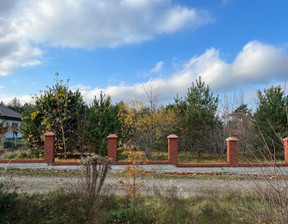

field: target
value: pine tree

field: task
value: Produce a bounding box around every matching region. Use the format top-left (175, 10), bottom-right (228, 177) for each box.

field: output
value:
top-left (175, 77), bottom-right (219, 157)
top-left (253, 85), bottom-right (288, 155)
top-left (84, 92), bottom-right (122, 155)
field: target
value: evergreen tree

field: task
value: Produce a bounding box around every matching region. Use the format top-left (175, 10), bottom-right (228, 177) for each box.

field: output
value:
top-left (228, 104), bottom-right (253, 153)
top-left (84, 92), bottom-right (123, 155)
top-left (253, 85), bottom-right (288, 155)
top-left (175, 77), bottom-right (219, 156)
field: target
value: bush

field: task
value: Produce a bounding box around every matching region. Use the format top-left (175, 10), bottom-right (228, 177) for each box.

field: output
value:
top-left (3, 141), bottom-right (26, 149)
top-left (0, 149), bottom-right (43, 160)
top-left (0, 183), bottom-right (17, 223)
top-left (3, 142), bottom-right (13, 149)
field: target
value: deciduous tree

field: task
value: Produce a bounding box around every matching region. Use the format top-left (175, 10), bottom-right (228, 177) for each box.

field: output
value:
top-left (21, 74), bottom-right (85, 157)
top-left (120, 100), bottom-right (176, 159)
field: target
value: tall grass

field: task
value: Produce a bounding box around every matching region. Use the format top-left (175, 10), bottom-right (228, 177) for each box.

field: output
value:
top-left (1, 186), bottom-right (286, 224)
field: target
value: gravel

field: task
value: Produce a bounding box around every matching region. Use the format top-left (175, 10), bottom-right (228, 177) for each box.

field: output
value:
top-left (0, 173), bottom-right (271, 196)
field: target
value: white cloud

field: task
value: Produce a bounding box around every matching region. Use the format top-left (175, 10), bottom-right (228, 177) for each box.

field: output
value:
top-left (0, 38), bottom-right (42, 76)
top-left (77, 41), bottom-right (288, 104)
top-left (22, 0), bottom-right (210, 48)
top-left (0, 85), bottom-right (4, 89)
top-left (71, 84), bottom-right (92, 91)
top-left (150, 61), bottom-right (164, 73)
top-left (0, 0), bottom-right (42, 76)
top-left (8, 41), bottom-right (288, 105)
top-left (222, 0), bottom-right (234, 5)
top-left (0, 94), bottom-right (34, 104)
top-left (185, 41), bottom-right (288, 90)
top-left (0, 0), bottom-right (210, 76)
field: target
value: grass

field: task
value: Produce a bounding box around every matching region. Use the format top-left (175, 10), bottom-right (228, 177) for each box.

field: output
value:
top-left (0, 168), bottom-right (82, 177)
top-left (238, 153), bottom-right (285, 163)
top-left (0, 167), bottom-right (283, 181)
top-left (117, 150), bottom-right (285, 164)
top-left (0, 149), bottom-right (43, 160)
top-left (1, 158), bottom-right (288, 223)
top-left (0, 186), bottom-right (286, 224)
top-left (117, 149), bottom-right (168, 161)
top-left (178, 152), bottom-right (226, 164)
top-left (1, 147), bottom-right (285, 164)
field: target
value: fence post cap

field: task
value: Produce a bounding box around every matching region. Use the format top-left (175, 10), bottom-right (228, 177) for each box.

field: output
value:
top-left (107, 134), bottom-right (118, 139)
top-left (44, 132), bottom-right (56, 137)
top-left (226, 136), bottom-right (239, 142)
top-left (167, 134), bottom-right (178, 139)
top-left (283, 137), bottom-right (288, 141)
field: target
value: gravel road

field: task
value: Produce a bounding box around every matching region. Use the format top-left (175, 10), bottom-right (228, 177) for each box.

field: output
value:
top-left (0, 174), bottom-right (272, 196)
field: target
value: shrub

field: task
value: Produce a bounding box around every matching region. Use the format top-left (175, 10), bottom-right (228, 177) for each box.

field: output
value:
top-left (0, 149), bottom-right (43, 160)
top-left (3, 142), bottom-right (13, 149)
top-left (0, 183), bottom-right (17, 223)
top-left (80, 153), bottom-right (113, 198)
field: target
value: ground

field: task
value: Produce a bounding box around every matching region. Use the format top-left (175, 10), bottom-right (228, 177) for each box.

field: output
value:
top-left (0, 168), bottom-right (278, 196)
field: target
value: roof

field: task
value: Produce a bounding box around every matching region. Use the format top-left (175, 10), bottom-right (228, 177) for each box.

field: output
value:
top-left (0, 105), bottom-right (22, 120)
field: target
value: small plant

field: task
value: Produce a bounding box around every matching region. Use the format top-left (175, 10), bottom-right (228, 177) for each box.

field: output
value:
top-left (77, 153), bottom-right (113, 221)
top-left (80, 153), bottom-right (113, 198)
top-left (116, 149), bottom-right (155, 221)
top-left (0, 182), bottom-right (18, 223)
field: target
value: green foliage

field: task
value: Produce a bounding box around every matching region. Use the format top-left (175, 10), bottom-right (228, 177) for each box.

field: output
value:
top-left (20, 104), bottom-right (42, 146)
top-left (121, 100), bottom-right (176, 158)
top-left (82, 92), bottom-right (123, 155)
top-left (228, 104), bottom-right (254, 153)
top-left (3, 141), bottom-right (26, 149)
top-left (3, 189), bottom-right (285, 224)
top-left (173, 77), bottom-right (219, 155)
top-left (0, 149), bottom-right (43, 160)
top-left (3, 142), bottom-right (13, 149)
top-left (21, 73), bottom-right (85, 155)
top-left (230, 104), bottom-right (252, 126)
top-left (254, 85), bottom-right (288, 154)
top-left (0, 183), bottom-right (17, 223)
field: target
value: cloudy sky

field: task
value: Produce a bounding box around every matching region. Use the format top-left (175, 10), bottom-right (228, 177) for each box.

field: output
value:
top-left (0, 0), bottom-right (288, 104)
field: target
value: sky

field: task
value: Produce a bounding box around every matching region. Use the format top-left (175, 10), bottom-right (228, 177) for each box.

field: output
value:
top-left (0, 0), bottom-right (288, 106)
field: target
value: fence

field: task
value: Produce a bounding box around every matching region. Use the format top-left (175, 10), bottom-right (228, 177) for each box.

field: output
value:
top-left (1, 132), bottom-right (288, 167)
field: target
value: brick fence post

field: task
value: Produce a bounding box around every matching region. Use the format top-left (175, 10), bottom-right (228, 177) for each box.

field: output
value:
top-left (226, 137), bottom-right (239, 167)
top-left (107, 134), bottom-right (118, 164)
top-left (283, 137), bottom-right (288, 163)
top-left (168, 134), bottom-right (178, 165)
top-left (44, 132), bottom-right (56, 164)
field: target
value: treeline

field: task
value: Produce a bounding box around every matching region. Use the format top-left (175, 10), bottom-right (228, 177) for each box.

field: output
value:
top-left (3, 75), bottom-right (288, 158)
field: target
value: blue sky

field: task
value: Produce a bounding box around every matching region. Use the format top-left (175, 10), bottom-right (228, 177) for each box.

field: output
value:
top-left (0, 0), bottom-right (288, 106)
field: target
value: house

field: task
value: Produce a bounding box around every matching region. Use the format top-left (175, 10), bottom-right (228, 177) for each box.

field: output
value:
top-left (0, 105), bottom-right (22, 140)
